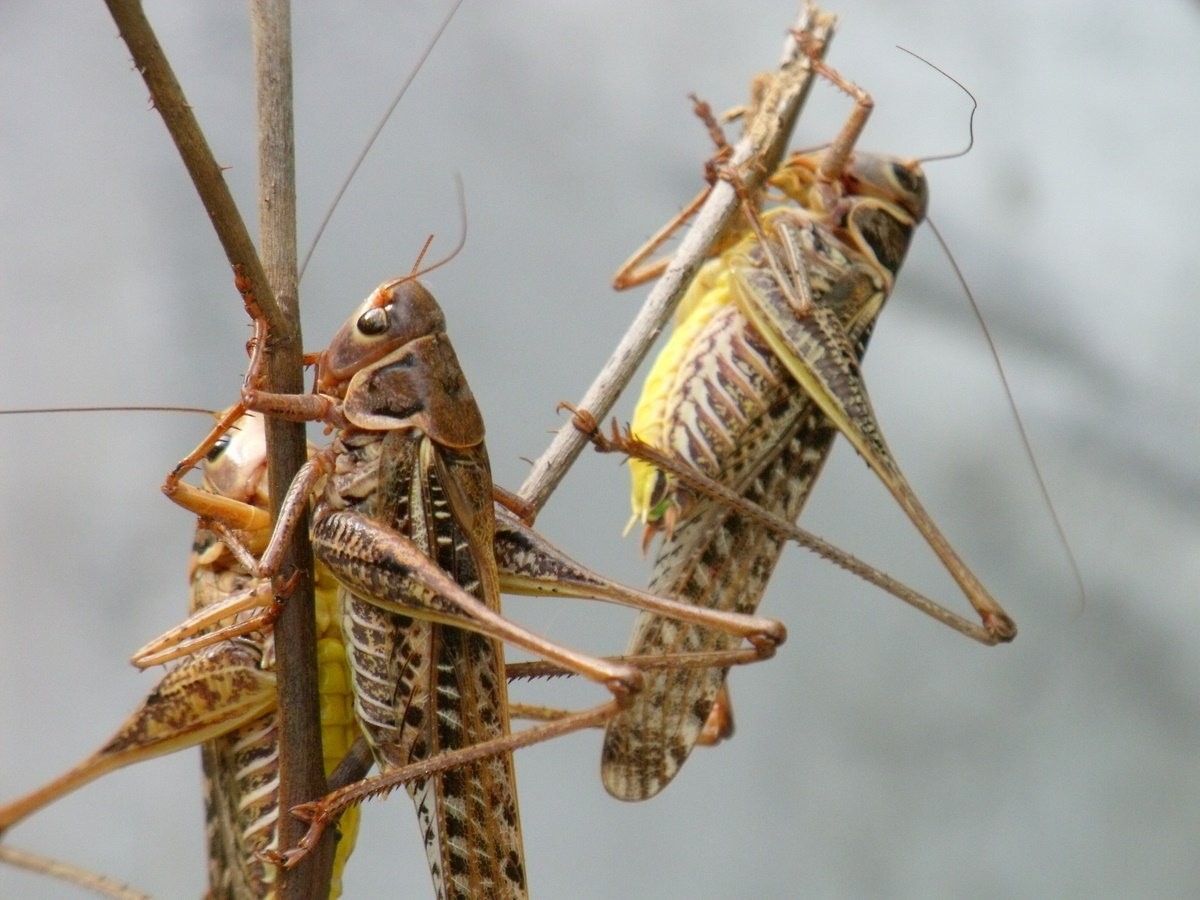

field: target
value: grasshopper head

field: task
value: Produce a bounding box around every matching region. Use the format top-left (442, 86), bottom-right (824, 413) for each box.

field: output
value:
top-left (837, 154), bottom-right (927, 279)
top-left (840, 153), bottom-right (928, 224)
top-left (770, 151), bottom-right (928, 225)
top-left (770, 151), bottom-right (927, 281)
top-left (317, 277), bottom-right (448, 393)
top-left (318, 277), bottom-right (485, 449)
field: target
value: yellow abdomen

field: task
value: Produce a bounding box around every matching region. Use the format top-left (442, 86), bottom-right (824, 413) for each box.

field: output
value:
top-left (314, 561), bottom-right (361, 898)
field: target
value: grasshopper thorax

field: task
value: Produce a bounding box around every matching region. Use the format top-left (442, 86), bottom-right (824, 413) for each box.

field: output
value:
top-left (767, 150), bottom-right (927, 284)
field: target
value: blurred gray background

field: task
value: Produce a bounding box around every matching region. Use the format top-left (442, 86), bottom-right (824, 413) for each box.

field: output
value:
top-left (2, 2), bottom-right (1197, 897)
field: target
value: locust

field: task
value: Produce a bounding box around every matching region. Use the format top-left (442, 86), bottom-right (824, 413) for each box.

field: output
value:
top-left (154, 412), bottom-right (364, 899)
top-left (0, 411), bottom-right (363, 899)
top-left (180, 267), bottom-right (788, 896)
top-left (592, 33), bottom-right (1016, 801)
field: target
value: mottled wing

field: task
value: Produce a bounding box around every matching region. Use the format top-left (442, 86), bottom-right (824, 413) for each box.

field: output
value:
top-left (343, 431), bottom-right (525, 899)
top-left (424, 439), bottom-right (525, 899)
top-left (603, 212), bottom-right (887, 800)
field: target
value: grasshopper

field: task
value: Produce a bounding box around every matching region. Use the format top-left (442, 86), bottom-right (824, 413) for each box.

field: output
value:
top-left (595, 35), bottom-right (1016, 800)
top-left (0, 5), bottom-right (820, 897)
top-left (0, 411), bottom-right (363, 899)
top-left (198, 269), bottom-right (786, 895)
top-left (157, 412), bottom-right (364, 899)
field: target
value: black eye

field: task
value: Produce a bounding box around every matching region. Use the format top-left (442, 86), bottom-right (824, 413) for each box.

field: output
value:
top-left (890, 162), bottom-right (921, 196)
top-left (357, 307), bottom-right (389, 335)
top-left (853, 205), bottom-right (912, 275)
top-left (205, 433), bottom-right (231, 462)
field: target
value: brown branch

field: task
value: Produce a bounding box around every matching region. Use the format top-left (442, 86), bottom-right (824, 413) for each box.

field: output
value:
top-left (102, 0), bottom-right (287, 338)
top-left (516, 3), bottom-right (838, 514)
top-left (104, 0), bottom-right (328, 894)
top-left (249, 3), bottom-right (332, 898)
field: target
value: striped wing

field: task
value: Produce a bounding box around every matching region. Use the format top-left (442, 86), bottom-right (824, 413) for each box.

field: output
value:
top-left (340, 431), bottom-right (525, 899)
top-left (604, 210), bottom-right (887, 800)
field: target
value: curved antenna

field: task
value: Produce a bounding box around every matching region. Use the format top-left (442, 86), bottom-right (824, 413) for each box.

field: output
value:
top-left (298, 0), bottom-right (466, 281)
top-left (926, 218), bottom-right (1088, 609)
top-left (902, 47), bottom-right (1083, 608)
top-left (382, 172), bottom-right (468, 292)
top-left (896, 46), bottom-right (976, 164)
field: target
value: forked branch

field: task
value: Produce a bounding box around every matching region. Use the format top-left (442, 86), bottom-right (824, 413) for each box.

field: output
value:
top-left (102, 0), bottom-right (286, 338)
top-left (102, 0), bottom-right (328, 894)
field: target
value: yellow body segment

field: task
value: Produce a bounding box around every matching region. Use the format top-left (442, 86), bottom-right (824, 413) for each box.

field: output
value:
top-left (313, 560), bottom-right (360, 897)
top-left (629, 259), bottom-right (734, 529)
top-left (189, 414), bottom-right (361, 898)
top-left (628, 153), bottom-right (834, 531)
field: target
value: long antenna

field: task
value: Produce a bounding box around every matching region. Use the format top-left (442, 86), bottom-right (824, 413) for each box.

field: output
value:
top-left (298, 0), bottom-right (466, 281)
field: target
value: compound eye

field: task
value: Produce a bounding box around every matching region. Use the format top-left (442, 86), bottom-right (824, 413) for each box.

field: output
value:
top-left (890, 162), bottom-right (921, 195)
top-left (205, 433), bottom-right (231, 462)
top-left (357, 306), bottom-right (390, 336)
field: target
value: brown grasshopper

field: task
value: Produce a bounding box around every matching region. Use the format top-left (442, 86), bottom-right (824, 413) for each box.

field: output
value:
top-left (0, 1), bottom-right (873, 897)
top-left (188, 269), bottom-right (788, 895)
top-left (592, 35), bottom-right (1016, 801)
